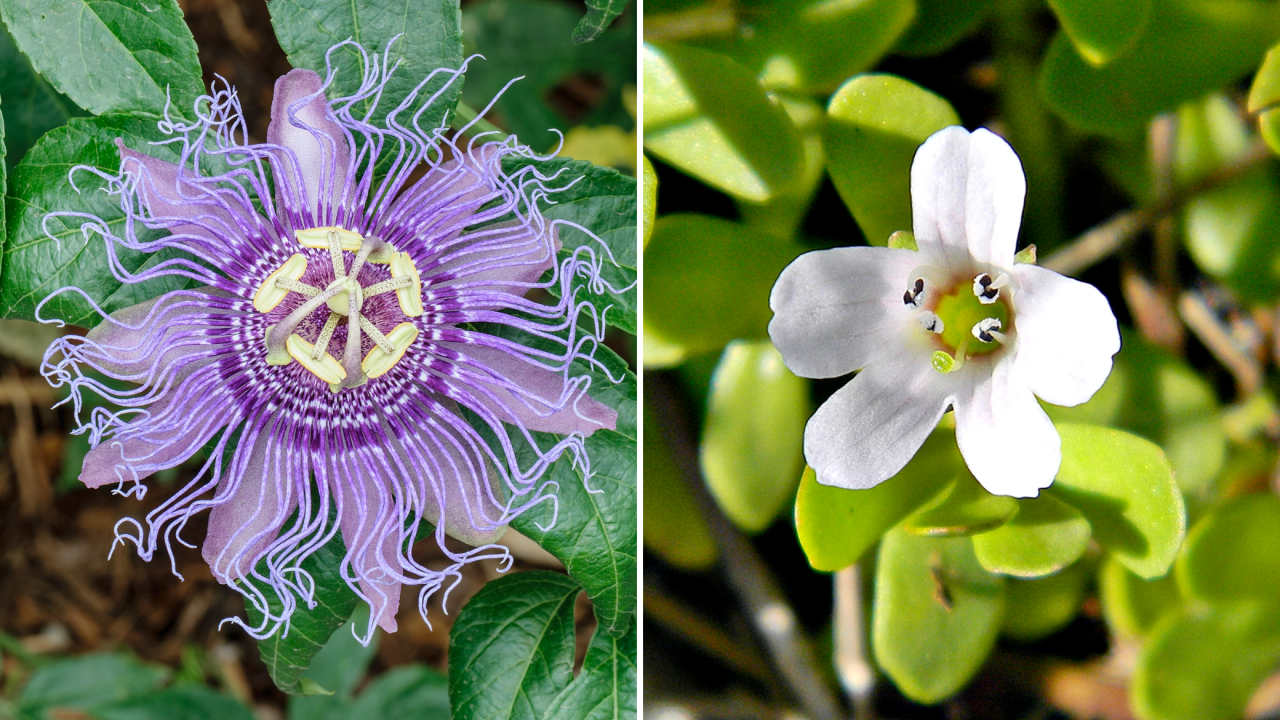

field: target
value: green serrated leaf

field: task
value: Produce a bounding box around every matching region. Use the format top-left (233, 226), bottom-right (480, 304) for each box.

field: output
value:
top-left (1, 113), bottom-right (192, 324)
top-left (92, 685), bottom-right (255, 720)
top-left (0, 0), bottom-right (202, 118)
top-left (645, 214), bottom-right (799, 355)
top-left (16, 654), bottom-right (168, 716)
top-left (700, 340), bottom-right (807, 534)
top-left (268, 0), bottom-right (463, 131)
top-left (543, 612), bottom-right (637, 719)
top-left (572, 0), bottom-right (629, 44)
top-left (513, 428), bottom-right (637, 637)
top-left (287, 605), bottom-right (379, 720)
top-left (643, 43), bottom-right (803, 203)
top-left (462, 0), bottom-right (633, 149)
top-left (0, 24), bottom-right (86, 173)
top-left (448, 571), bottom-right (581, 720)
top-left (825, 74), bottom-right (960, 247)
top-left (503, 155), bottom-right (636, 334)
top-left (971, 494), bottom-right (1091, 578)
top-left (242, 533), bottom-right (361, 696)
top-left (1049, 424), bottom-right (1185, 579)
top-left (795, 432), bottom-right (959, 572)
top-left (872, 527), bottom-right (1006, 704)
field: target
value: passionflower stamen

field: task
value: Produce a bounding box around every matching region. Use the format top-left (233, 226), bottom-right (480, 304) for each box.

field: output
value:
top-left (39, 42), bottom-right (626, 642)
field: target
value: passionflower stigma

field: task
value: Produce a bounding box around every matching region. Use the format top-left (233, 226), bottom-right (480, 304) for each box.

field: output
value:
top-left (39, 44), bottom-right (624, 640)
top-left (769, 126), bottom-right (1119, 498)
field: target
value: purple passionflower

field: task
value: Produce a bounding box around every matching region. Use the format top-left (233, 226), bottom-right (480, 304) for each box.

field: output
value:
top-left (39, 44), bottom-right (623, 641)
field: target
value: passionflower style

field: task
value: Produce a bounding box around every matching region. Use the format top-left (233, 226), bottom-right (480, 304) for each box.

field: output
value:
top-left (769, 127), bottom-right (1119, 498)
top-left (39, 44), bottom-right (623, 640)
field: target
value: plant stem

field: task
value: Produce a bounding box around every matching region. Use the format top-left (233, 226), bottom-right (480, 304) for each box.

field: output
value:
top-left (648, 371), bottom-right (843, 720)
top-left (834, 565), bottom-right (875, 720)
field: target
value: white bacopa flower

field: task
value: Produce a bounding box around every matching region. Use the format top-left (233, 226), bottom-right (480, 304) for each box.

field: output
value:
top-left (768, 126), bottom-right (1120, 498)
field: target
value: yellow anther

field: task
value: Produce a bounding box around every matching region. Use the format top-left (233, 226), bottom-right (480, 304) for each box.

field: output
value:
top-left (361, 323), bottom-right (419, 379)
top-left (295, 226), bottom-right (363, 251)
top-left (368, 242), bottom-right (398, 265)
top-left (253, 253), bottom-right (308, 313)
top-left (286, 334), bottom-right (346, 384)
top-left (390, 252), bottom-right (424, 317)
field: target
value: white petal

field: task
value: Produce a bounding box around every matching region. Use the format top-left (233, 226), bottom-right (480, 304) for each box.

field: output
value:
top-left (910, 127), bottom-right (1025, 268)
top-left (768, 246), bottom-right (918, 379)
top-left (1012, 264), bottom-right (1121, 407)
top-left (804, 358), bottom-right (953, 489)
top-left (955, 361), bottom-right (1060, 497)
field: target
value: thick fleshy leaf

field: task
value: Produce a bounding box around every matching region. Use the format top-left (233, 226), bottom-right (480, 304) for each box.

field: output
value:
top-left (1048, 424), bottom-right (1184, 579)
top-left (795, 433), bottom-right (959, 572)
top-left (1099, 555), bottom-right (1181, 639)
top-left (897, 0), bottom-right (996, 56)
top-left (0, 0), bottom-right (202, 117)
top-left (1175, 94), bottom-right (1280, 301)
top-left (1040, 0), bottom-right (1280, 136)
top-left (641, 156), bottom-right (656, 247)
top-left (1046, 0), bottom-right (1152, 66)
top-left (242, 534), bottom-right (362, 696)
top-left (700, 341), bottom-right (807, 534)
top-left (643, 403), bottom-right (716, 571)
top-left (0, 24), bottom-right (86, 172)
top-left (647, 214), bottom-right (800, 354)
top-left (1133, 606), bottom-right (1280, 720)
top-left (1, 113), bottom-right (193, 325)
top-left (971, 494), bottom-right (1091, 578)
top-left (872, 527), bottom-right (1006, 704)
top-left (1177, 493), bottom-right (1280, 607)
top-left (643, 43), bottom-right (803, 203)
top-left (825, 75), bottom-right (959, 247)
top-left (542, 613), bottom-right (638, 720)
top-left (463, 0), bottom-right (633, 148)
top-left (1249, 43), bottom-right (1280, 153)
top-left (448, 571), bottom-right (580, 720)
top-left (503, 156), bottom-right (637, 334)
top-left (903, 473), bottom-right (1018, 537)
top-left (737, 96), bottom-right (826, 241)
top-left (692, 0), bottom-right (916, 95)
top-left (268, 0), bottom-right (463, 131)
top-left (1000, 560), bottom-right (1091, 641)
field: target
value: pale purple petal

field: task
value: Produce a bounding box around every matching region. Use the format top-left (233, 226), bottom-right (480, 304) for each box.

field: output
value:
top-left (337, 468), bottom-right (402, 633)
top-left (267, 69), bottom-right (350, 223)
top-left (81, 393), bottom-right (230, 489)
top-left (202, 427), bottom-right (298, 584)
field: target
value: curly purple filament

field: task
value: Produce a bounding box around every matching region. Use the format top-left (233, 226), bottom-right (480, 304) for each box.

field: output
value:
top-left (37, 41), bottom-right (624, 643)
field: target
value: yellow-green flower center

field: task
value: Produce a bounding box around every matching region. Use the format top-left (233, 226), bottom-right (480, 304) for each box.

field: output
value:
top-left (934, 287), bottom-right (1009, 357)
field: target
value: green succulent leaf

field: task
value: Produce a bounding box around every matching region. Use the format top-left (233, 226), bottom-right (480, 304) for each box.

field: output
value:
top-left (825, 74), bottom-right (960, 246)
top-left (971, 494), bottom-right (1091, 578)
top-left (645, 214), bottom-right (799, 355)
top-left (700, 340), bottom-right (807, 534)
top-left (1178, 493), bottom-right (1280, 607)
top-left (872, 527), bottom-right (1006, 704)
top-left (0, 0), bottom-right (202, 118)
top-left (1000, 560), bottom-right (1092, 641)
top-left (643, 402), bottom-right (717, 571)
top-left (269, 0), bottom-right (463, 131)
top-left (1046, 0), bottom-right (1152, 67)
top-left (897, 0), bottom-right (996, 56)
top-left (643, 43), bottom-right (803, 203)
top-left (448, 571), bottom-right (581, 720)
top-left (903, 473), bottom-right (1019, 538)
top-left (1049, 424), bottom-right (1184, 579)
top-left (795, 432), bottom-right (960, 572)
top-left (1099, 555), bottom-right (1181, 639)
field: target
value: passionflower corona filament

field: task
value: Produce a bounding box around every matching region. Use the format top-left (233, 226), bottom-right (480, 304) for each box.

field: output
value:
top-left (769, 127), bottom-right (1120, 498)
top-left (38, 43), bottom-right (625, 641)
